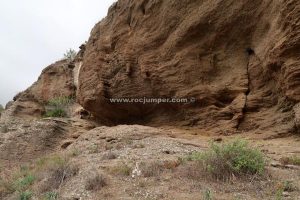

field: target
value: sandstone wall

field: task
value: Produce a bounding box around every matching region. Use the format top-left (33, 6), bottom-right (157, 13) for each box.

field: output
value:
top-left (77, 0), bottom-right (300, 134)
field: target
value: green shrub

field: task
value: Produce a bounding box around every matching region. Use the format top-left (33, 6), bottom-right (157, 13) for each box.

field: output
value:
top-left (14, 174), bottom-right (35, 192)
top-left (203, 189), bottom-right (213, 200)
top-left (44, 191), bottom-right (58, 200)
top-left (44, 96), bottom-right (74, 118)
top-left (44, 109), bottom-right (66, 118)
top-left (19, 190), bottom-right (32, 200)
top-left (0, 166), bottom-right (34, 195)
top-left (63, 49), bottom-right (77, 61)
top-left (187, 139), bottom-right (265, 180)
top-left (47, 96), bottom-right (74, 107)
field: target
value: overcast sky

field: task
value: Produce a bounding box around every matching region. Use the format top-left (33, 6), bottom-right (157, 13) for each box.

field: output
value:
top-left (0, 0), bottom-right (116, 106)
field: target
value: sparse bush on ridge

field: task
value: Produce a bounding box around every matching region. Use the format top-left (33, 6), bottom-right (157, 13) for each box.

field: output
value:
top-left (63, 49), bottom-right (77, 61)
top-left (185, 139), bottom-right (266, 180)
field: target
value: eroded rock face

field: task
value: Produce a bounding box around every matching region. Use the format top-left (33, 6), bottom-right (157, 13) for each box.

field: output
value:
top-left (1, 60), bottom-right (76, 121)
top-left (78, 0), bottom-right (300, 134)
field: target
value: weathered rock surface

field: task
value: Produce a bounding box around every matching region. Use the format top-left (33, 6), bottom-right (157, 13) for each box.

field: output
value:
top-left (1, 60), bottom-right (76, 121)
top-left (78, 0), bottom-right (300, 134)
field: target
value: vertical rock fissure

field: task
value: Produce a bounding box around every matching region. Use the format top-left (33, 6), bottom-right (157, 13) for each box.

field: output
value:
top-left (237, 50), bottom-right (253, 130)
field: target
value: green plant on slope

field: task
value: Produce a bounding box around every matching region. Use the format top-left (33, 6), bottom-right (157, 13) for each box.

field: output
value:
top-left (19, 190), bottom-right (32, 200)
top-left (44, 96), bottom-right (74, 118)
top-left (203, 189), bottom-right (213, 200)
top-left (14, 174), bottom-right (35, 192)
top-left (44, 109), bottom-right (66, 118)
top-left (44, 191), bottom-right (58, 200)
top-left (186, 139), bottom-right (266, 180)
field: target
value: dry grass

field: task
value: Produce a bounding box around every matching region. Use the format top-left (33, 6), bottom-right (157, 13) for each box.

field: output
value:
top-left (279, 156), bottom-right (300, 166)
top-left (176, 161), bottom-right (204, 180)
top-left (102, 151), bottom-right (117, 160)
top-left (0, 165), bottom-right (36, 198)
top-left (0, 154), bottom-right (78, 199)
top-left (140, 161), bottom-right (164, 177)
top-left (85, 174), bottom-right (107, 191)
top-left (38, 156), bottom-right (79, 193)
top-left (109, 163), bottom-right (132, 176)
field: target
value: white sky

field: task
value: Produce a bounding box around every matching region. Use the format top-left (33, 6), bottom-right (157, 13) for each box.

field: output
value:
top-left (0, 0), bottom-right (116, 106)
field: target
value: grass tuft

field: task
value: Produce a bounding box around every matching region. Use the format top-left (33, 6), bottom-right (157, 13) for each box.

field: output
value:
top-left (19, 190), bottom-right (32, 200)
top-left (85, 174), bottom-right (107, 191)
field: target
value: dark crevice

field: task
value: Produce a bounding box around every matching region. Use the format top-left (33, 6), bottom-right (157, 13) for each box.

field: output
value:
top-left (145, 71), bottom-right (151, 78)
top-left (237, 49), bottom-right (254, 129)
top-left (140, 0), bottom-right (149, 15)
top-left (246, 47), bottom-right (255, 55)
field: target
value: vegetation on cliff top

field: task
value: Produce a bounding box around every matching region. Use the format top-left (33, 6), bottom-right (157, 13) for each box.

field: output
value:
top-left (63, 49), bottom-right (77, 62)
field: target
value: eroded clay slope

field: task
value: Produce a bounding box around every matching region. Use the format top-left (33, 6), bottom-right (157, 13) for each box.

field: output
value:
top-left (77, 0), bottom-right (300, 134)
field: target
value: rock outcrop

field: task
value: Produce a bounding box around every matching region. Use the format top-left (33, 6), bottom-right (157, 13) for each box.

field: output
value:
top-left (1, 59), bottom-right (77, 122)
top-left (77, 0), bottom-right (300, 134)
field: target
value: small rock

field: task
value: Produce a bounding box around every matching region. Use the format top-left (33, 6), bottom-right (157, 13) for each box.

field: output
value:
top-left (283, 191), bottom-right (290, 197)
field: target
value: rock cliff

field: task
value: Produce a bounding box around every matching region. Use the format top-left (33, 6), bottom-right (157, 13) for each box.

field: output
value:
top-left (77, 0), bottom-right (300, 135)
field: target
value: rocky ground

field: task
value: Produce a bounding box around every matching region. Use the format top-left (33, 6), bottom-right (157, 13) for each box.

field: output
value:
top-left (0, 117), bottom-right (300, 200)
